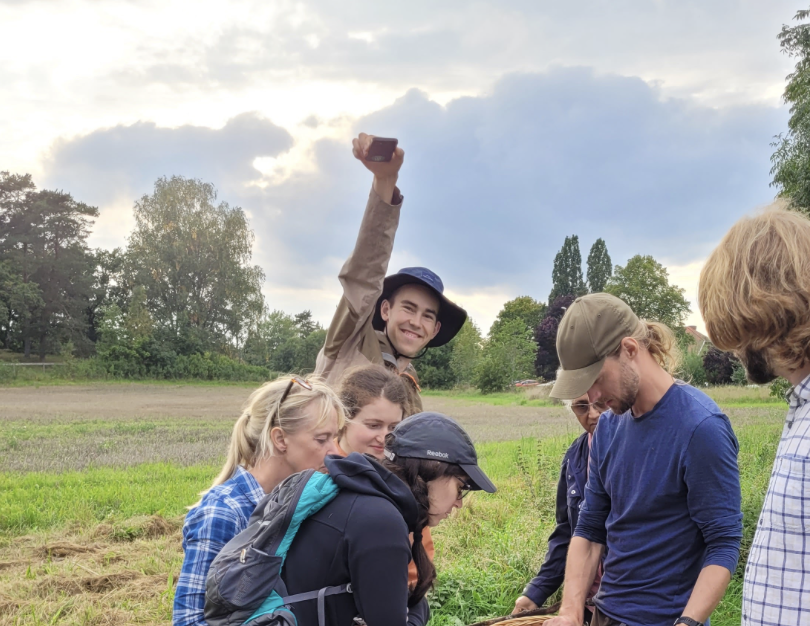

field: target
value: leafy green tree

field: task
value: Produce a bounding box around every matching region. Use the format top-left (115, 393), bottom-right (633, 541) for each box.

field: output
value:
top-left (605, 255), bottom-right (690, 329)
top-left (125, 286), bottom-right (154, 343)
top-left (87, 248), bottom-right (127, 345)
top-left (450, 318), bottom-right (483, 387)
top-left (244, 309), bottom-right (326, 374)
top-left (0, 179), bottom-right (98, 359)
top-left (586, 238), bottom-right (613, 292)
top-left (0, 171), bottom-right (40, 355)
top-left (771, 8), bottom-right (810, 215)
top-left (489, 296), bottom-right (546, 338)
top-left (475, 318), bottom-right (538, 393)
top-left (417, 340), bottom-right (456, 389)
top-left (28, 190), bottom-right (99, 359)
top-left (126, 176), bottom-right (265, 352)
top-left (548, 235), bottom-right (587, 304)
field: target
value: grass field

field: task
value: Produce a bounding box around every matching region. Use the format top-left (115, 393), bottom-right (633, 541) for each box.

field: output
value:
top-left (0, 383), bottom-right (786, 625)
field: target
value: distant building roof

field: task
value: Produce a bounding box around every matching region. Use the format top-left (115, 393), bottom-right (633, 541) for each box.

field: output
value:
top-left (685, 325), bottom-right (709, 344)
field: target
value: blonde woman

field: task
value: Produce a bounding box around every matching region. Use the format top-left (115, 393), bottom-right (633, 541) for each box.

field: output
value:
top-left (173, 375), bottom-right (345, 626)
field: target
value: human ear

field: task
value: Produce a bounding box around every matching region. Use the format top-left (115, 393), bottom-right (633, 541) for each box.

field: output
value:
top-left (270, 427), bottom-right (287, 453)
top-left (380, 299), bottom-right (391, 322)
top-left (430, 320), bottom-right (441, 339)
top-left (621, 337), bottom-right (640, 359)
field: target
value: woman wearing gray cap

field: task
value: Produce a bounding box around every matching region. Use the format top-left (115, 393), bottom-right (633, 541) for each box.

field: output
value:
top-left (278, 412), bottom-right (496, 626)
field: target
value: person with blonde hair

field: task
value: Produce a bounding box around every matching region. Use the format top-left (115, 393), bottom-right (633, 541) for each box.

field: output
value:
top-left (544, 293), bottom-right (742, 626)
top-left (173, 375), bottom-right (345, 626)
top-left (698, 203), bottom-right (810, 626)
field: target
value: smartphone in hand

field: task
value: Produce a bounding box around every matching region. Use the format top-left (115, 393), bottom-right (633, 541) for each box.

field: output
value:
top-left (365, 137), bottom-right (398, 162)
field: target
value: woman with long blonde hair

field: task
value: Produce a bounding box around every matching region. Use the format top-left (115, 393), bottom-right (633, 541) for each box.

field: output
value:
top-left (173, 375), bottom-right (345, 626)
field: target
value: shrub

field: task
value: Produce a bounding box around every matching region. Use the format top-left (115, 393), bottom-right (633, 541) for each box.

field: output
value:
top-left (680, 348), bottom-right (707, 387)
top-left (703, 347), bottom-right (738, 385)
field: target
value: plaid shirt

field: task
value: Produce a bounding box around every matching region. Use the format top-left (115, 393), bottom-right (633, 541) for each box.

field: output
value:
top-left (742, 374), bottom-right (810, 626)
top-left (173, 466), bottom-right (265, 626)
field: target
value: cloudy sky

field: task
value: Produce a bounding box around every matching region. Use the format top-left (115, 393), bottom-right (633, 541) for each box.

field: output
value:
top-left (1, 0), bottom-right (800, 335)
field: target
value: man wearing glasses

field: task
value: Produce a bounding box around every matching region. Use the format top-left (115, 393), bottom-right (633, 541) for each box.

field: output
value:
top-left (315, 133), bottom-right (467, 415)
top-left (544, 293), bottom-right (742, 626)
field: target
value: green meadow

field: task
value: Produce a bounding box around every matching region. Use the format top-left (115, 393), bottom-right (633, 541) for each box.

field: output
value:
top-left (0, 384), bottom-right (784, 626)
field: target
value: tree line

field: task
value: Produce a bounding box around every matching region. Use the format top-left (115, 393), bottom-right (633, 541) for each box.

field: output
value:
top-left (0, 172), bottom-right (753, 390)
top-left (0, 174), bottom-right (326, 379)
top-left (419, 234), bottom-right (710, 393)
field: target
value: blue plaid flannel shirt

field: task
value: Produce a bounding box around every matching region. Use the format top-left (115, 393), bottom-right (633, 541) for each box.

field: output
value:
top-left (742, 373), bottom-right (810, 626)
top-left (173, 466), bottom-right (265, 626)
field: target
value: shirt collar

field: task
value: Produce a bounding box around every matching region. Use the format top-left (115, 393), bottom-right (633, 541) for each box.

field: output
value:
top-left (233, 465), bottom-right (265, 506)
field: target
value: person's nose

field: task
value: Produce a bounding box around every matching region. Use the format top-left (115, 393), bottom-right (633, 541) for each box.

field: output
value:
top-left (325, 439), bottom-right (339, 456)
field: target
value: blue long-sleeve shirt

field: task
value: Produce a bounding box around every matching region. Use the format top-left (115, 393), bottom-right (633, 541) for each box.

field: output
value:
top-left (574, 383), bottom-right (742, 626)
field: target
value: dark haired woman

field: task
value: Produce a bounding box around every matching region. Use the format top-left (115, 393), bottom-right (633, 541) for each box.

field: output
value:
top-left (281, 412), bottom-right (496, 626)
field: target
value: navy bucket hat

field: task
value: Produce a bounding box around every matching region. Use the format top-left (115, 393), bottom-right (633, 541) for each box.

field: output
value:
top-left (372, 267), bottom-right (468, 348)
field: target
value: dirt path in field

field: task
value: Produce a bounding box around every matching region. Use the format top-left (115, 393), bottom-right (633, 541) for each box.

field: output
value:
top-left (0, 383), bottom-right (256, 421)
top-left (0, 383), bottom-right (575, 437)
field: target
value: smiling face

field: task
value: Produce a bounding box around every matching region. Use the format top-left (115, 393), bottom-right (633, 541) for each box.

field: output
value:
top-left (587, 346), bottom-right (640, 415)
top-left (380, 284), bottom-right (442, 358)
top-left (426, 475), bottom-right (469, 527)
top-left (340, 395), bottom-right (404, 459)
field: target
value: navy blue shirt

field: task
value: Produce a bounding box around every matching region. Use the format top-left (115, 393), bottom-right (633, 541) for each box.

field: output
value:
top-left (574, 383), bottom-right (743, 626)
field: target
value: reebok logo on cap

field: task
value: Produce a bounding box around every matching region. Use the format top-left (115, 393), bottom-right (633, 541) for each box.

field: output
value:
top-left (426, 449), bottom-right (449, 459)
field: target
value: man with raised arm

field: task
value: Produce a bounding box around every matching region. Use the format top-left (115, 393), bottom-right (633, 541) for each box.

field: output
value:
top-left (315, 133), bottom-right (467, 415)
top-left (544, 293), bottom-right (742, 626)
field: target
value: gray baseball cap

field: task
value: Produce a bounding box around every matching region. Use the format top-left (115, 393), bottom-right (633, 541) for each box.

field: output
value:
top-left (384, 412), bottom-right (496, 493)
top-left (550, 293), bottom-right (639, 400)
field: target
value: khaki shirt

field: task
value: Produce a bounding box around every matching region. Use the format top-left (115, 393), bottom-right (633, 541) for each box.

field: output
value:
top-left (314, 186), bottom-right (423, 415)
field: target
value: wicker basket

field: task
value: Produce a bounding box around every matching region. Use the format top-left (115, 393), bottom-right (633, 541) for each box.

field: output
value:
top-left (488, 617), bottom-right (555, 626)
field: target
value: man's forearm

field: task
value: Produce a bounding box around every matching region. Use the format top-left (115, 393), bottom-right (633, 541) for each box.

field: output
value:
top-left (680, 565), bottom-right (731, 624)
top-left (372, 174), bottom-right (399, 205)
top-left (557, 537), bottom-right (602, 622)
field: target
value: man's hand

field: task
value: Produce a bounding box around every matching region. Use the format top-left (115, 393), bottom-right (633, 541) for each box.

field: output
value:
top-left (512, 596), bottom-right (538, 615)
top-left (352, 132), bottom-right (404, 204)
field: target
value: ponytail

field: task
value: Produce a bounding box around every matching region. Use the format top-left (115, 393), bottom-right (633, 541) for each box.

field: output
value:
top-left (628, 319), bottom-right (681, 376)
top-left (189, 375), bottom-right (345, 509)
top-left (211, 410), bottom-right (255, 488)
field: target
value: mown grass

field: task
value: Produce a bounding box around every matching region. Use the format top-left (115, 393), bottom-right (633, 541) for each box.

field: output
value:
top-left (0, 419), bottom-right (782, 626)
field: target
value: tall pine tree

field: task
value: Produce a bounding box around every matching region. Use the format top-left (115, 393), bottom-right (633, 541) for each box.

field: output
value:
top-left (548, 235), bottom-right (587, 304)
top-left (586, 238), bottom-right (613, 293)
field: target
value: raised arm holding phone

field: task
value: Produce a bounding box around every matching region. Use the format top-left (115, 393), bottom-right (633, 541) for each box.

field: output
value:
top-left (315, 133), bottom-right (467, 416)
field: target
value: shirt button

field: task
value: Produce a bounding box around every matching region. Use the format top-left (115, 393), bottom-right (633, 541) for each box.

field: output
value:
top-left (571, 489), bottom-right (576, 495)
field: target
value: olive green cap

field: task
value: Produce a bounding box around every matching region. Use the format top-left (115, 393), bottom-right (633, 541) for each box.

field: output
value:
top-left (550, 293), bottom-right (639, 399)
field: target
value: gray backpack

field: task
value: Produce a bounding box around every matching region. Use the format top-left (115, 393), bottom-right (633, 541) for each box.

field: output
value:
top-left (204, 469), bottom-right (351, 626)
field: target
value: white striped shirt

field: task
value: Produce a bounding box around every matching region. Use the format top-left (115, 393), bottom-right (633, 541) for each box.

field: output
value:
top-left (742, 374), bottom-right (810, 626)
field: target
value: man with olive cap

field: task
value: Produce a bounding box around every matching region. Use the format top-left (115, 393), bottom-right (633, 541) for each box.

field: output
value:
top-left (315, 133), bottom-right (467, 415)
top-left (543, 294), bottom-right (742, 626)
